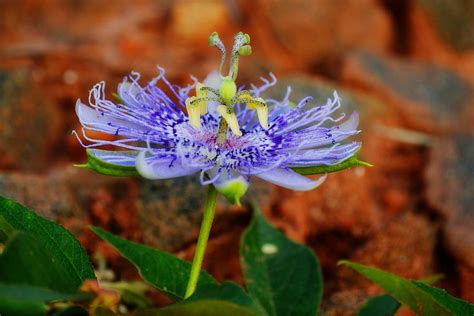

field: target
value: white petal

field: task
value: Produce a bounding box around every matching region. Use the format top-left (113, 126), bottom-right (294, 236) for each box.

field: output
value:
top-left (135, 151), bottom-right (199, 180)
top-left (203, 71), bottom-right (223, 116)
top-left (255, 168), bottom-right (327, 191)
top-left (339, 112), bottom-right (359, 132)
top-left (75, 99), bottom-right (147, 133)
top-left (203, 70), bottom-right (223, 89)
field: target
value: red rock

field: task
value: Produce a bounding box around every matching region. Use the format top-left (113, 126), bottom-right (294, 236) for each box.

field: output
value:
top-left (337, 213), bottom-right (437, 293)
top-left (458, 264), bottom-right (474, 302)
top-left (360, 212), bottom-right (437, 278)
top-left (383, 188), bottom-right (410, 215)
top-left (408, 3), bottom-right (474, 85)
top-left (425, 134), bottom-right (474, 301)
top-left (258, 0), bottom-right (393, 69)
top-left (169, 1), bottom-right (235, 45)
top-left (341, 51), bottom-right (474, 132)
top-left (0, 70), bottom-right (64, 171)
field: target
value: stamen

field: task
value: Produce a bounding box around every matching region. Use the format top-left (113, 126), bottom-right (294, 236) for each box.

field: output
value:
top-left (216, 105), bottom-right (242, 136)
top-left (235, 90), bottom-right (252, 99)
top-left (195, 83), bottom-right (208, 114)
top-left (208, 32), bottom-right (227, 78)
top-left (232, 94), bottom-right (268, 130)
top-left (246, 97), bottom-right (268, 129)
top-left (186, 97), bottom-right (201, 128)
top-left (199, 86), bottom-right (220, 97)
top-left (185, 95), bottom-right (223, 129)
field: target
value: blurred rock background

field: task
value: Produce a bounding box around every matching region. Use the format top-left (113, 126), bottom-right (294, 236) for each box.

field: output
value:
top-left (0, 0), bottom-right (473, 314)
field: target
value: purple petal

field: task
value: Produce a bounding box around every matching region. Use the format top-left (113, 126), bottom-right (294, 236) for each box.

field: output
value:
top-left (135, 151), bottom-right (199, 180)
top-left (255, 167), bottom-right (327, 191)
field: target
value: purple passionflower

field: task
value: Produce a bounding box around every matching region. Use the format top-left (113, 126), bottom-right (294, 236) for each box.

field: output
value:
top-left (75, 32), bottom-right (361, 204)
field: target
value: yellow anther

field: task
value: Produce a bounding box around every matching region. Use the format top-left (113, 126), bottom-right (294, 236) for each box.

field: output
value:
top-left (245, 97), bottom-right (268, 129)
top-left (185, 96), bottom-right (202, 129)
top-left (254, 97), bottom-right (268, 129)
top-left (195, 83), bottom-right (208, 114)
top-left (216, 105), bottom-right (242, 136)
top-left (237, 91), bottom-right (253, 106)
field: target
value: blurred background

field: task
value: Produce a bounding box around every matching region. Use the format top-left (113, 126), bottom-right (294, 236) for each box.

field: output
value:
top-left (0, 0), bottom-right (473, 314)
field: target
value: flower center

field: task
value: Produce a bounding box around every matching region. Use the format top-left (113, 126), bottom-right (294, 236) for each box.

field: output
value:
top-left (184, 32), bottom-right (269, 143)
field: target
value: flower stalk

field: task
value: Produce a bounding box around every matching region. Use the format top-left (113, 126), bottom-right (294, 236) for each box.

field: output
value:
top-left (184, 184), bottom-right (219, 298)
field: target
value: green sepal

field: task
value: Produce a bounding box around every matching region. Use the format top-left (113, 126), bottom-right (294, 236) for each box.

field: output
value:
top-left (112, 92), bottom-right (125, 104)
top-left (75, 149), bottom-right (140, 177)
top-left (290, 148), bottom-right (372, 175)
top-left (214, 177), bottom-right (249, 206)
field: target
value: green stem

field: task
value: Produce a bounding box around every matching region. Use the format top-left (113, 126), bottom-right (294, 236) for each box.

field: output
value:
top-left (184, 184), bottom-right (218, 299)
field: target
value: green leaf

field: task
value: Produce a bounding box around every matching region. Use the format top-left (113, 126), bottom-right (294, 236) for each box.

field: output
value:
top-left (0, 283), bottom-right (83, 316)
top-left (0, 297), bottom-right (45, 316)
top-left (0, 232), bottom-right (81, 293)
top-left (240, 206), bottom-right (323, 316)
top-left (136, 282), bottom-right (265, 316)
top-left (135, 300), bottom-right (262, 316)
top-left (0, 197), bottom-right (95, 292)
top-left (290, 148), bottom-right (372, 175)
top-left (75, 149), bottom-right (140, 177)
top-left (412, 281), bottom-right (474, 316)
top-left (52, 305), bottom-right (88, 316)
top-left (0, 213), bottom-right (14, 241)
top-left (356, 274), bottom-right (443, 316)
top-left (91, 226), bottom-right (216, 298)
top-left (186, 281), bottom-right (265, 315)
top-left (0, 283), bottom-right (78, 302)
top-left (95, 307), bottom-right (117, 316)
top-left (339, 260), bottom-right (474, 316)
top-left (357, 294), bottom-right (400, 316)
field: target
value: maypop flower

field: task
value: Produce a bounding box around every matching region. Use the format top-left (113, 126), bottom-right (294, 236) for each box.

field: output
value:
top-left (75, 32), bottom-right (363, 204)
